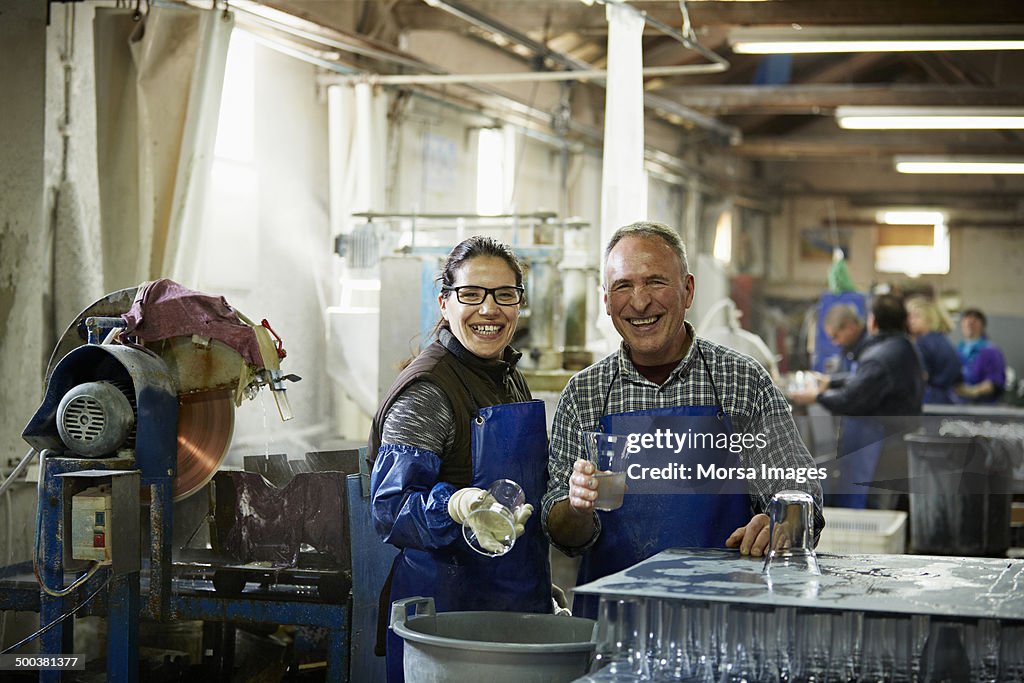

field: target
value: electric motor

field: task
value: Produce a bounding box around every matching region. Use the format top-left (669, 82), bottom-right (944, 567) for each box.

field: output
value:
top-left (56, 381), bottom-right (135, 457)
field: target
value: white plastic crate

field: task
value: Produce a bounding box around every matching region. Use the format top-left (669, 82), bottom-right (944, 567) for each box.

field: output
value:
top-left (815, 507), bottom-right (907, 554)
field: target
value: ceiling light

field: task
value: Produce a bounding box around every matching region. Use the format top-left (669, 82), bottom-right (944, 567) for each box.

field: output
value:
top-left (876, 210), bottom-right (946, 225)
top-left (837, 106), bottom-right (1024, 130)
top-left (730, 25), bottom-right (1024, 54)
top-left (894, 157), bottom-right (1024, 174)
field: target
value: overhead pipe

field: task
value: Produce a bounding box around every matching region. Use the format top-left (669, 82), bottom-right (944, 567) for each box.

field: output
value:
top-left (319, 61), bottom-right (729, 87)
top-left (420, 0), bottom-right (739, 142)
top-left (594, 0), bottom-right (730, 72)
top-left (320, 62), bottom-right (730, 86)
top-left (423, 0), bottom-right (593, 72)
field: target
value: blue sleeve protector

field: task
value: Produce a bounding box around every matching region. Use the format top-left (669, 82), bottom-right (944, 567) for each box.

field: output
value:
top-left (370, 442), bottom-right (460, 551)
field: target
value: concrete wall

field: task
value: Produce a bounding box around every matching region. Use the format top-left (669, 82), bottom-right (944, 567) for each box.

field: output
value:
top-left (0, 0), bottom-right (48, 471)
top-left (0, 0), bottom-right (48, 652)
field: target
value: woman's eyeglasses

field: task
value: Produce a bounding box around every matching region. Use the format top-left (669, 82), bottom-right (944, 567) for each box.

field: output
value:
top-left (442, 285), bottom-right (524, 306)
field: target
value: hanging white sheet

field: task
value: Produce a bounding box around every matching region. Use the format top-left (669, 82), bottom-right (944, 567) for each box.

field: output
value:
top-left (600, 2), bottom-right (648, 252)
top-left (326, 83), bottom-right (389, 415)
top-left (93, 5), bottom-right (232, 289)
top-left (597, 2), bottom-right (648, 347)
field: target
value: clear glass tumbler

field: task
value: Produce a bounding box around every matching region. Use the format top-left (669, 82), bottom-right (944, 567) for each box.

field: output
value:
top-left (461, 478), bottom-right (525, 557)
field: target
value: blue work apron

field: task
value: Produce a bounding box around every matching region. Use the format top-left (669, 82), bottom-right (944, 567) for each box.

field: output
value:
top-left (574, 349), bottom-right (751, 619)
top-left (386, 399), bottom-right (551, 682)
top-left (829, 416), bottom-right (885, 509)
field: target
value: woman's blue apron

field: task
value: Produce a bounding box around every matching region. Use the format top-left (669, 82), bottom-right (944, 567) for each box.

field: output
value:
top-left (386, 399), bottom-right (551, 682)
top-left (574, 348), bottom-right (751, 619)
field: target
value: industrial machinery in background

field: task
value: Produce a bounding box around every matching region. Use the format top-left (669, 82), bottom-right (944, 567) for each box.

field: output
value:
top-left (328, 210), bottom-right (596, 418)
top-left (1, 279), bottom-right (375, 681)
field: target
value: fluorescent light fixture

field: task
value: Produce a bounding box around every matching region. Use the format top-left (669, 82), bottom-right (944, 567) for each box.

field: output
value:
top-left (730, 25), bottom-right (1024, 54)
top-left (895, 156), bottom-right (1024, 174)
top-left (837, 106), bottom-right (1024, 130)
top-left (876, 210), bottom-right (946, 225)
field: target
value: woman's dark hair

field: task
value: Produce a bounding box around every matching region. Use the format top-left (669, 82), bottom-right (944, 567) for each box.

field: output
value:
top-left (961, 308), bottom-right (987, 328)
top-left (432, 235), bottom-right (524, 335)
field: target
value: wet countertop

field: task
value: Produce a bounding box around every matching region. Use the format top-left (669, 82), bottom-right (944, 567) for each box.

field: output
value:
top-left (573, 548), bottom-right (1024, 621)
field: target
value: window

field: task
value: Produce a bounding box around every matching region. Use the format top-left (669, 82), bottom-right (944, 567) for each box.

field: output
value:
top-left (476, 127), bottom-right (514, 216)
top-left (201, 31), bottom-right (259, 289)
top-left (713, 209), bottom-right (733, 264)
top-left (874, 210), bottom-right (950, 276)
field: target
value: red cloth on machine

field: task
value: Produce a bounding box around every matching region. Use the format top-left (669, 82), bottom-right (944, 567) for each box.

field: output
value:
top-left (121, 278), bottom-right (264, 367)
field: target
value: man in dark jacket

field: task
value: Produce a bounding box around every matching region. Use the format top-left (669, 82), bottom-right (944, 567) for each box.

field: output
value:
top-left (792, 294), bottom-right (925, 508)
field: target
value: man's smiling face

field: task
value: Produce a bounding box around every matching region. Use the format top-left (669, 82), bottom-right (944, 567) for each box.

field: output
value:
top-left (603, 234), bottom-right (695, 366)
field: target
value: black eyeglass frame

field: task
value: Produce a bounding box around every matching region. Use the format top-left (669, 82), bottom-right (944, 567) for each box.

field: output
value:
top-left (441, 285), bottom-right (525, 306)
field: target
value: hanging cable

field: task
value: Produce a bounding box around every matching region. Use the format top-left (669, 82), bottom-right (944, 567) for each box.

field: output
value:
top-left (0, 449), bottom-right (37, 498)
top-left (0, 570), bottom-right (111, 655)
top-left (0, 487), bottom-right (13, 647)
top-left (32, 450), bottom-right (105, 598)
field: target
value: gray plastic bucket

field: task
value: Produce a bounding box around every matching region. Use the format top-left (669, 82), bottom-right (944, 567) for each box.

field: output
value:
top-left (905, 433), bottom-right (1012, 557)
top-left (390, 597), bottom-right (597, 683)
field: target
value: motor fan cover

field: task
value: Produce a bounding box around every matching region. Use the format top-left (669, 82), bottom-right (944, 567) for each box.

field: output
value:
top-left (56, 381), bottom-right (135, 457)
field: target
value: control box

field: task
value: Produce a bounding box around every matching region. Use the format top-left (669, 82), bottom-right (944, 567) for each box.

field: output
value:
top-left (58, 469), bottom-right (140, 575)
top-left (71, 486), bottom-right (113, 563)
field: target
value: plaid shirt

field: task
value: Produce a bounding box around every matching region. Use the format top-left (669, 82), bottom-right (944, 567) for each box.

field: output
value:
top-left (542, 322), bottom-right (825, 555)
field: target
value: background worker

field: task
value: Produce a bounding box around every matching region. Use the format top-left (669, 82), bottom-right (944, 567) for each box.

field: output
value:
top-left (791, 294), bottom-right (924, 509)
top-left (906, 296), bottom-right (961, 405)
top-left (955, 308), bottom-right (1006, 404)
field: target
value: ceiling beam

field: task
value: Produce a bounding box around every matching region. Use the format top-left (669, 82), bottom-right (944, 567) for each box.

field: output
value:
top-left (673, 1), bottom-right (1024, 27)
top-left (726, 51), bottom-right (889, 136)
top-left (392, 1), bottom-right (1024, 34)
top-left (655, 85), bottom-right (1024, 115)
top-left (731, 138), bottom-right (1024, 160)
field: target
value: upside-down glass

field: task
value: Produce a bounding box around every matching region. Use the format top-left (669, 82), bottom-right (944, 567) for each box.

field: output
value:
top-left (762, 490), bottom-right (821, 576)
top-left (583, 596), bottom-right (651, 681)
top-left (461, 479), bottom-right (525, 557)
top-left (792, 609), bottom-right (832, 683)
top-left (583, 432), bottom-right (630, 511)
top-left (649, 599), bottom-right (692, 681)
top-left (920, 620), bottom-right (972, 683)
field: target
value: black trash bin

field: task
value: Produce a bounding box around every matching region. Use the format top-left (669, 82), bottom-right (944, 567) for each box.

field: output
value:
top-left (904, 433), bottom-right (1013, 557)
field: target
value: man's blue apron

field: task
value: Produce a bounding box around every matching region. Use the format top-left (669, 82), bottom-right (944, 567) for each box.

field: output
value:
top-left (830, 417), bottom-right (885, 509)
top-left (574, 349), bottom-right (751, 619)
top-left (386, 399), bottom-right (551, 682)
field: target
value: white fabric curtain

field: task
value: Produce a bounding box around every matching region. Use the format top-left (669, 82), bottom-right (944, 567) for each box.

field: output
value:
top-left (600, 2), bottom-right (648, 254)
top-left (325, 83), bottom-right (388, 416)
top-left (93, 5), bottom-right (232, 290)
top-left (328, 83), bottom-right (388, 237)
top-left (597, 2), bottom-right (647, 347)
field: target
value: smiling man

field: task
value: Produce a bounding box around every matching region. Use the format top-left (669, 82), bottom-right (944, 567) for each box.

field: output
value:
top-left (541, 221), bottom-right (824, 617)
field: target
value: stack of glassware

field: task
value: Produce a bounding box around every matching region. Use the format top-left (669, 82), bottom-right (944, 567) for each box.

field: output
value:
top-left (578, 596), bottom-right (1021, 682)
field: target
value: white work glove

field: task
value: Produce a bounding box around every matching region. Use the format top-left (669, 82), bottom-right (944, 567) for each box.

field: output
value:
top-left (465, 512), bottom-right (510, 554)
top-left (447, 487), bottom-right (492, 524)
top-left (512, 503), bottom-right (534, 538)
top-left (470, 503), bottom-right (532, 555)
top-left (450, 487), bottom-right (534, 555)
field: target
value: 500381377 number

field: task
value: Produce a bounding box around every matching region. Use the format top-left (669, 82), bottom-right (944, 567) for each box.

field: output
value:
top-left (0, 655), bottom-right (85, 670)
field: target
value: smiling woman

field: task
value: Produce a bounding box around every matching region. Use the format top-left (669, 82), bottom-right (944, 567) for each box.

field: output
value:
top-left (440, 257), bottom-right (522, 359)
top-left (367, 235), bottom-right (553, 683)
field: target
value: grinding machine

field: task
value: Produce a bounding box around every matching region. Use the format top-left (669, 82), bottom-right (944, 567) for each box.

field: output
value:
top-left (5, 280), bottom-right (360, 681)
